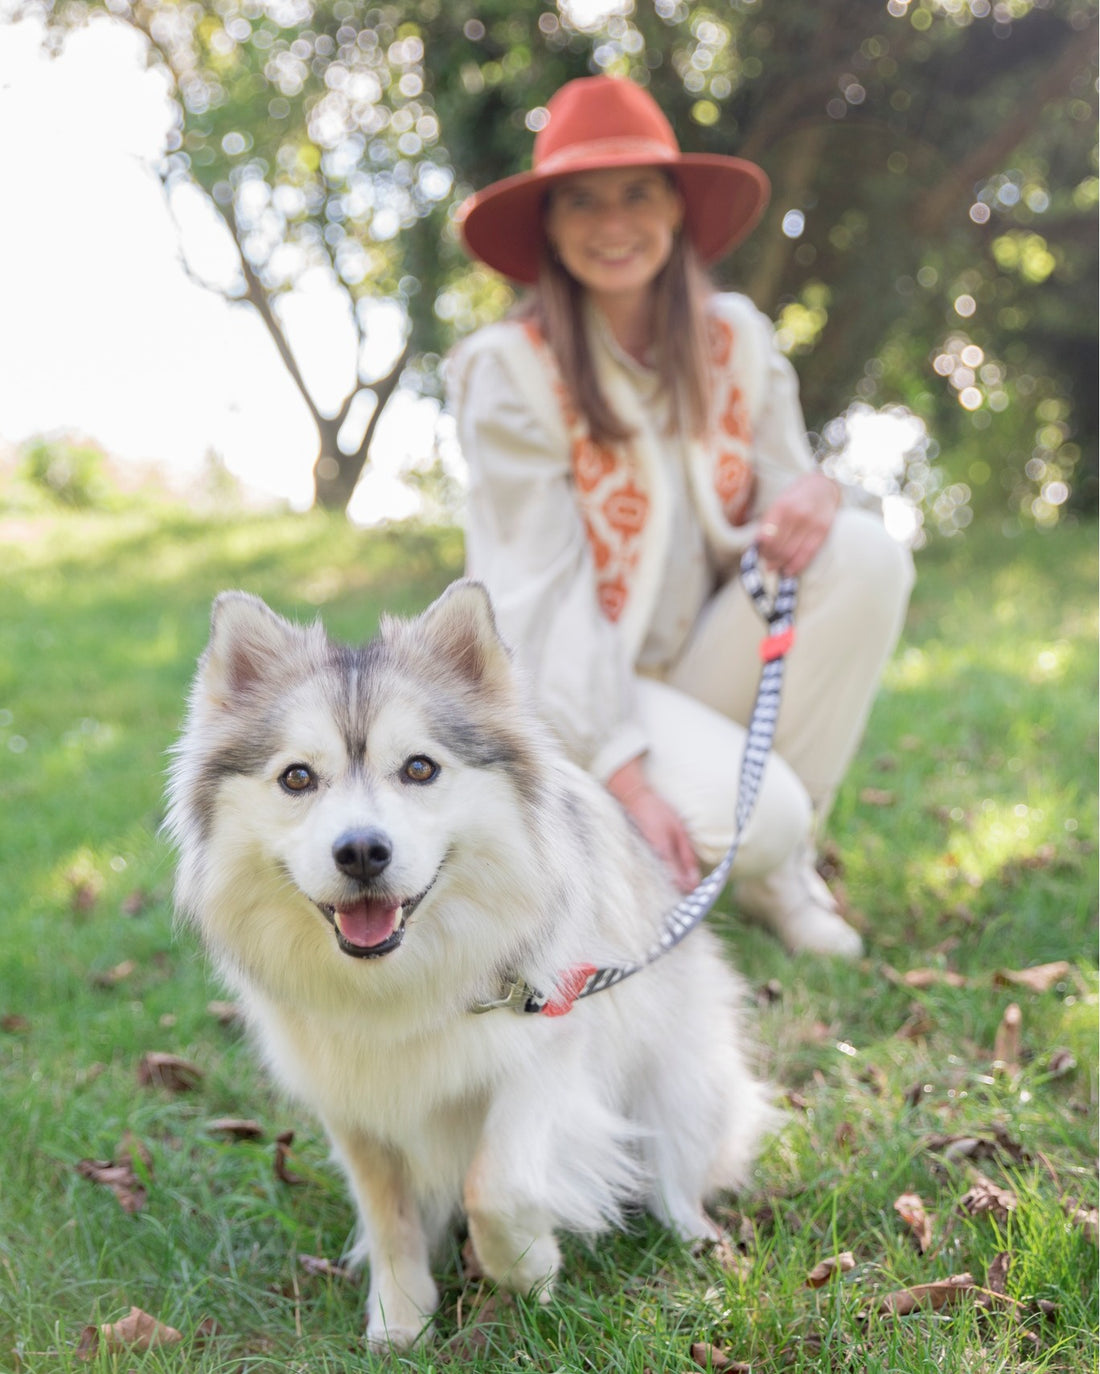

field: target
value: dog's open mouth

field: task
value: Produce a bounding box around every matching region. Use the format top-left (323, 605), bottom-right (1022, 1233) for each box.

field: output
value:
top-left (317, 881), bottom-right (435, 960)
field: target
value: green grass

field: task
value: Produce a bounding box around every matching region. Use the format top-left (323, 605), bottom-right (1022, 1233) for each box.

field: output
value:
top-left (0, 500), bottom-right (1095, 1373)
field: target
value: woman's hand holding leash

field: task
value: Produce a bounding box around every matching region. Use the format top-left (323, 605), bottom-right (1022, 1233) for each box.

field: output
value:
top-left (757, 470), bottom-right (841, 577)
top-left (607, 757), bottom-right (701, 894)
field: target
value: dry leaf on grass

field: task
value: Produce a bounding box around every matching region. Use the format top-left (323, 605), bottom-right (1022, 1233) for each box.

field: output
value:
top-left (806, 1251), bottom-right (855, 1288)
top-left (76, 1134), bottom-right (153, 1214)
top-left (859, 788), bottom-right (895, 807)
top-left (986, 1250), bottom-right (1011, 1296)
top-left (274, 1130), bottom-right (305, 1185)
top-left (1, 1013), bottom-right (30, 1033)
top-left (89, 959), bottom-right (137, 989)
top-left (992, 1002), bottom-right (1022, 1069)
top-left (207, 999), bottom-right (242, 1026)
top-left (872, 1271), bottom-right (975, 1316)
top-left (77, 1306), bottom-right (182, 1359)
top-left (960, 1171), bottom-right (1017, 1223)
top-left (923, 1125), bottom-right (1029, 1166)
top-left (299, 1254), bottom-right (352, 1279)
top-left (689, 1341), bottom-right (750, 1372)
top-left (1047, 1047), bottom-right (1077, 1077)
top-left (137, 1051), bottom-right (203, 1092)
top-left (894, 1191), bottom-right (934, 1253)
top-left (207, 1117), bottom-right (264, 1141)
top-left (885, 965), bottom-right (968, 990)
top-left (993, 961), bottom-right (1073, 993)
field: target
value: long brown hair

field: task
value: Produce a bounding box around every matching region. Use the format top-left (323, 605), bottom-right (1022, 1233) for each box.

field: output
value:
top-left (517, 228), bottom-right (716, 446)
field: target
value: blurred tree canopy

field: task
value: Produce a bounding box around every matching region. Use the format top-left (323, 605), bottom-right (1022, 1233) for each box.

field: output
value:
top-left (27, 0), bottom-right (1098, 525)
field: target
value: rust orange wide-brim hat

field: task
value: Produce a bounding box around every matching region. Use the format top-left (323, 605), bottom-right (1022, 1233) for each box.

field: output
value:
top-left (459, 75), bottom-right (770, 286)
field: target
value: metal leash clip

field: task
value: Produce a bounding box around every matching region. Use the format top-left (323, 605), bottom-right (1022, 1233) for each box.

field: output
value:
top-left (469, 976), bottom-right (543, 1015)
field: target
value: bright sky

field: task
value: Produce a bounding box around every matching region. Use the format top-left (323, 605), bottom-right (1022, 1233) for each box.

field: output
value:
top-left (0, 14), bottom-right (439, 521)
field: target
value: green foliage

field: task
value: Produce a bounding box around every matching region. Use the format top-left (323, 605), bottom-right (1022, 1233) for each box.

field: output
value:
top-left (16, 435), bottom-right (116, 510)
top-left (0, 501), bottom-right (1095, 1372)
top-left (24, 0), bottom-right (1100, 523)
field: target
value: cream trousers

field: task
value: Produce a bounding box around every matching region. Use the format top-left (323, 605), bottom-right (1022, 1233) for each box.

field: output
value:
top-left (636, 508), bottom-right (915, 875)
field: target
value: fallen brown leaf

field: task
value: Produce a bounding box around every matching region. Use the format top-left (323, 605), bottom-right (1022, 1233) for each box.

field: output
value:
top-left (806, 1251), bottom-right (855, 1288)
top-left (77, 1306), bottom-right (182, 1359)
top-left (960, 1171), bottom-right (1017, 1223)
top-left (923, 1126), bottom-right (1029, 1166)
top-left (137, 1051), bottom-right (203, 1092)
top-left (859, 787), bottom-right (895, 807)
top-left (76, 1134), bottom-right (153, 1214)
top-left (986, 1250), bottom-right (1011, 1296)
top-left (894, 1191), bottom-right (934, 1253)
top-left (993, 961), bottom-right (1072, 994)
top-left (299, 1254), bottom-right (352, 1279)
top-left (90, 959), bottom-right (137, 989)
top-left (992, 1002), bottom-right (1022, 1070)
top-left (873, 1271), bottom-right (975, 1316)
top-left (207, 999), bottom-right (242, 1026)
top-left (274, 1130), bottom-right (305, 1185)
top-left (689, 1342), bottom-right (749, 1372)
top-left (1047, 1047), bottom-right (1077, 1077)
top-left (207, 1117), bottom-right (264, 1141)
top-left (887, 966), bottom-right (968, 990)
top-left (1, 1013), bottom-right (30, 1033)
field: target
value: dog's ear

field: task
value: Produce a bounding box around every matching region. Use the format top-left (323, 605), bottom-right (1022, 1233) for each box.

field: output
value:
top-left (407, 580), bottom-right (513, 692)
top-left (200, 591), bottom-right (306, 703)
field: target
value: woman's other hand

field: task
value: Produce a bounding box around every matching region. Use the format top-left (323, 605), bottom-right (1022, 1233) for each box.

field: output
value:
top-left (756, 470), bottom-right (841, 576)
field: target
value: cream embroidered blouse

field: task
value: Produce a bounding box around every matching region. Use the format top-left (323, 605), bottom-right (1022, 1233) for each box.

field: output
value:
top-left (448, 291), bottom-right (816, 783)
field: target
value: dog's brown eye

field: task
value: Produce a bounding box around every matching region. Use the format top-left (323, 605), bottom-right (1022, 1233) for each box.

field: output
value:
top-left (403, 756), bottom-right (438, 784)
top-left (280, 764), bottom-right (316, 793)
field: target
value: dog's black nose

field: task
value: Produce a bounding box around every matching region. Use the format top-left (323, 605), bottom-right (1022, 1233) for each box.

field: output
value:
top-left (332, 828), bottom-right (392, 880)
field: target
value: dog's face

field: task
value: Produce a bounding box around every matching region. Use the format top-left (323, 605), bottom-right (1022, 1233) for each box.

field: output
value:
top-left (170, 582), bottom-right (542, 974)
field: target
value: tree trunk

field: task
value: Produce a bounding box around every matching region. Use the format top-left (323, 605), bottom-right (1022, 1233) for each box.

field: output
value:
top-left (311, 342), bottom-right (412, 512)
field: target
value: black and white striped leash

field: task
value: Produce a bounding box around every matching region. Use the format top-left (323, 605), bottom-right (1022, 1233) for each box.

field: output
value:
top-left (471, 545), bottom-right (798, 1017)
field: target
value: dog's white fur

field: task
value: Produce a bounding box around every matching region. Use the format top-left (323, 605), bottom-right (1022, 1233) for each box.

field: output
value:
top-left (167, 581), bottom-right (775, 1348)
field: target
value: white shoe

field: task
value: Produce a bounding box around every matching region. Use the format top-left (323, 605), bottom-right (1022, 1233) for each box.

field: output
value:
top-left (734, 849), bottom-right (864, 959)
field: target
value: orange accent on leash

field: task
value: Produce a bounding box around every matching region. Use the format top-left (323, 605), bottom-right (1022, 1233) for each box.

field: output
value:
top-left (759, 627), bottom-right (794, 662)
top-left (540, 964), bottom-right (599, 1017)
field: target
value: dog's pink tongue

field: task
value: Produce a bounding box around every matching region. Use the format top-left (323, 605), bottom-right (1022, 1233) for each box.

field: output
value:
top-left (334, 899), bottom-right (401, 949)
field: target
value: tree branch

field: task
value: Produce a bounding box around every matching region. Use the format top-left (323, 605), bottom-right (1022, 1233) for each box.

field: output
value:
top-left (350, 340), bottom-right (412, 468)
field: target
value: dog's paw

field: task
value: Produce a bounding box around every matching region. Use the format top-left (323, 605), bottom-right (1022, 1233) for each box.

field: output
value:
top-left (365, 1315), bottom-right (431, 1353)
top-left (365, 1276), bottom-right (437, 1352)
top-left (471, 1223), bottom-right (562, 1298)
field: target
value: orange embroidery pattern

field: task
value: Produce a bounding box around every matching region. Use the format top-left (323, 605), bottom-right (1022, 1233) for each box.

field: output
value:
top-left (523, 321), bottom-right (649, 624)
top-left (522, 309), bottom-right (754, 622)
top-left (709, 317), bottom-right (754, 525)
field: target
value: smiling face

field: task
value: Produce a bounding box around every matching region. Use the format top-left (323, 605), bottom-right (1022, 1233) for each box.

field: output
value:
top-left (545, 166), bottom-right (684, 315)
